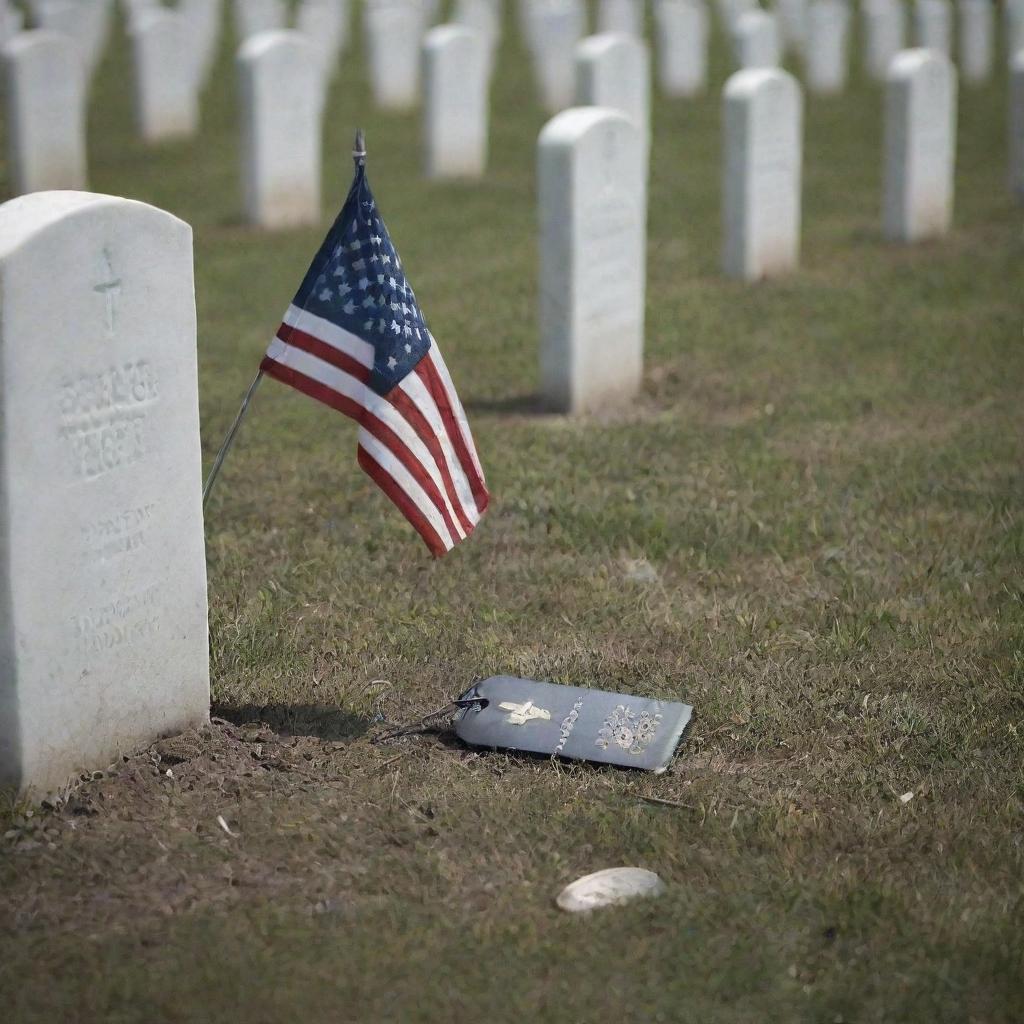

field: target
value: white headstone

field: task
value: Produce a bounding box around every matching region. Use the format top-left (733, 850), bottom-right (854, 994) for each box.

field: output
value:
top-left (2, 31), bottom-right (86, 194)
top-left (233, 0), bottom-right (284, 40)
top-left (296, 0), bottom-right (347, 79)
top-left (576, 32), bottom-right (651, 159)
top-left (721, 67), bottom-right (802, 280)
top-left (956, 0), bottom-right (991, 84)
top-left (35, 0), bottom-right (112, 82)
top-left (0, 190), bottom-right (209, 797)
top-left (131, 11), bottom-right (199, 141)
top-left (861, 0), bottom-right (905, 80)
top-left (423, 25), bottom-right (489, 177)
top-left (774, 0), bottom-right (807, 53)
top-left (598, 0), bottom-right (643, 34)
top-left (453, 0), bottom-right (500, 76)
top-left (1010, 51), bottom-right (1024, 199)
top-left (716, 0), bottom-right (755, 32)
top-left (804, 0), bottom-right (849, 94)
top-left (913, 0), bottom-right (951, 56)
top-left (537, 107), bottom-right (646, 414)
top-left (526, 0), bottom-right (587, 112)
top-left (882, 48), bottom-right (956, 242)
top-left (364, 0), bottom-right (426, 109)
top-left (733, 8), bottom-right (780, 68)
top-left (653, 0), bottom-right (707, 97)
top-left (1006, 0), bottom-right (1024, 61)
top-left (238, 30), bottom-right (323, 228)
top-left (0, 2), bottom-right (25, 46)
top-left (180, 0), bottom-right (222, 90)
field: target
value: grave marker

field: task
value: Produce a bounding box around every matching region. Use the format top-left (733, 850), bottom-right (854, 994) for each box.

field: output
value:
top-left (364, 0), bottom-right (426, 109)
top-left (882, 47), bottom-right (956, 242)
top-left (576, 32), bottom-right (651, 160)
top-left (956, 0), bottom-right (991, 84)
top-left (861, 0), bottom-right (905, 80)
top-left (538, 107), bottom-right (646, 413)
top-left (805, 0), bottom-right (850, 95)
top-left (234, 0), bottom-right (285, 40)
top-left (0, 190), bottom-right (209, 796)
top-left (598, 0), bottom-right (643, 35)
top-left (238, 30), bottom-right (323, 228)
top-left (721, 67), bottom-right (803, 280)
top-left (131, 10), bottom-right (199, 141)
top-left (653, 0), bottom-right (708, 97)
top-left (913, 0), bottom-right (951, 56)
top-left (424, 25), bottom-right (489, 177)
top-left (2, 31), bottom-right (87, 194)
top-left (526, 0), bottom-right (587, 112)
top-left (733, 8), bottom-right (780, 68)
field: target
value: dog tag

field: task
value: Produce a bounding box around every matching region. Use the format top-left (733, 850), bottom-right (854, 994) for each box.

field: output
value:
top-left (454, 676), bottom-right (692, 773)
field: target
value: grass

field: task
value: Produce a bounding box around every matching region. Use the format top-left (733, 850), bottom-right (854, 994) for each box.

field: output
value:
top-left (1, 1), bottom-right (1023, 1021)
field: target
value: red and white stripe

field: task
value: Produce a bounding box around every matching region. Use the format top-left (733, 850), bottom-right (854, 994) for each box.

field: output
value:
top-left (261, 304), bottom-right (489, 556)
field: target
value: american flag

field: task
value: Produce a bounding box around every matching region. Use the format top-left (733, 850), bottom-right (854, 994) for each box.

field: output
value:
top-left (260, 160), bottom-right (489, 556)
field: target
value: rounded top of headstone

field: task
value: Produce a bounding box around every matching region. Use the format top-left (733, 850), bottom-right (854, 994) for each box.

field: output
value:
top-left (723, 65), bottom-right (798, 100)
top-left (1, 27), bottom-right (76, 59)
top-left (538, 105), bottom-right (638, 148)
top-left (0, 191), bottom-right (190, 263)
top-left (424, 22), bottom-right (478, 49)
top-left (887, 46), bottom-right (953, 80)
top-left (736, 7), bottom-right (773, 30)
top-left (576, 31), bottom-right (644, 60)
top-left (237, 28), bottom-right (316, 63)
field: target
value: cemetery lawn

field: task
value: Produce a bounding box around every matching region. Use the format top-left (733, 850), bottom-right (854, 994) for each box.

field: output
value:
top-left (2, 8), bottom-right (1023, 1023)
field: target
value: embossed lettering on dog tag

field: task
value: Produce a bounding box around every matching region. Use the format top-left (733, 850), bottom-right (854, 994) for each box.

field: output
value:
top-left (453, 677), bottom-right (693, 773)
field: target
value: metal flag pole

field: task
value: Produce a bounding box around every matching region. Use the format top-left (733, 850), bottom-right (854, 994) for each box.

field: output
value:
top-left (202, 129), bottom-right (368, 509)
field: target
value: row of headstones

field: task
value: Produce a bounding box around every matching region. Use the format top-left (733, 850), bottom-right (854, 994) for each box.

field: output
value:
top-left (730, 0), bottom-right (1008, 88)
top-left (541, 49), bottom-right (971, 413)
top-left (0, 47), bottom-right (970, 792)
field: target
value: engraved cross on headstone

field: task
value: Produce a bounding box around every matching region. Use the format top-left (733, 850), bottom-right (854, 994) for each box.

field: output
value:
top-left (93, 248), bottom-right (121, 334)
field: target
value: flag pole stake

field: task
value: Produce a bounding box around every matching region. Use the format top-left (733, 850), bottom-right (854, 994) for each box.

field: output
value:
top-left (202, 369), bottom-right (264, 508)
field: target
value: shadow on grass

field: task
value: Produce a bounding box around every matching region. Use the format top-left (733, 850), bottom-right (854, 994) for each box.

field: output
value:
top-left (212, 702), bottom-right (373, 742)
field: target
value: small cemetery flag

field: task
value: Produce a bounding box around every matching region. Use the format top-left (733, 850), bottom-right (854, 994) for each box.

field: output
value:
top-left (260, 155), bottom-right (489, 556)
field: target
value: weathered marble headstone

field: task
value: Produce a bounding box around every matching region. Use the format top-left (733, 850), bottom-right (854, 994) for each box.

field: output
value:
top-left (1011, 51), bottom-right (1024, 200)
top-left (774, 0), bottom-right (808, 53)
top-left (805, 0), bottom-right (849, 94)
top-left (233, 0), bottom-right (284, 40)
top-left (0, 2), bottom-right (25, 46)
top-left (1007, 0), bottom-right (1024, 61)
top-left (526, 0), bottom-right (587, 112)
top-left (238, 30), bottom-right (323, 228)
top-left (453, 0), bottom-right (500, 76)
top-left (913, 0), bottom-right (951, 56)
top-left (180, 0), bottom-right (223, 90)
top-left (733, 8), bottom-right (780, 68)
top-left (653, 0), bottom-right (707, 96)
top-left (0, 190), bottom-right (209, 797)
top-left (537, 107), bottom-right (646, 414)
top-left (721, 67), bottom-right (802, 280)
top-left (35, 0), bottom-right (112, 82)
top-left (364, 0), bottom-right (426, 109)
top-left (882, 48), bottom-right (956, 242)
top-left (576, 32), bottom-right (651, 160)
top-left (2, 31), bottom-right (87, 194)
top-left (861, 0), bottom-right (905, 80)
top-left (424, 24), bottom-right (489, 178)
top-left (598, 0), bottom-right (643, 34)
top-left (716, 0), bottom-right (755, 32)
top-left (296, 0), bottom-right (347, 79)
top-left (956, 0), bottom-right (991, 84)
top-left (131, 10), bottom-right (199, 141)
